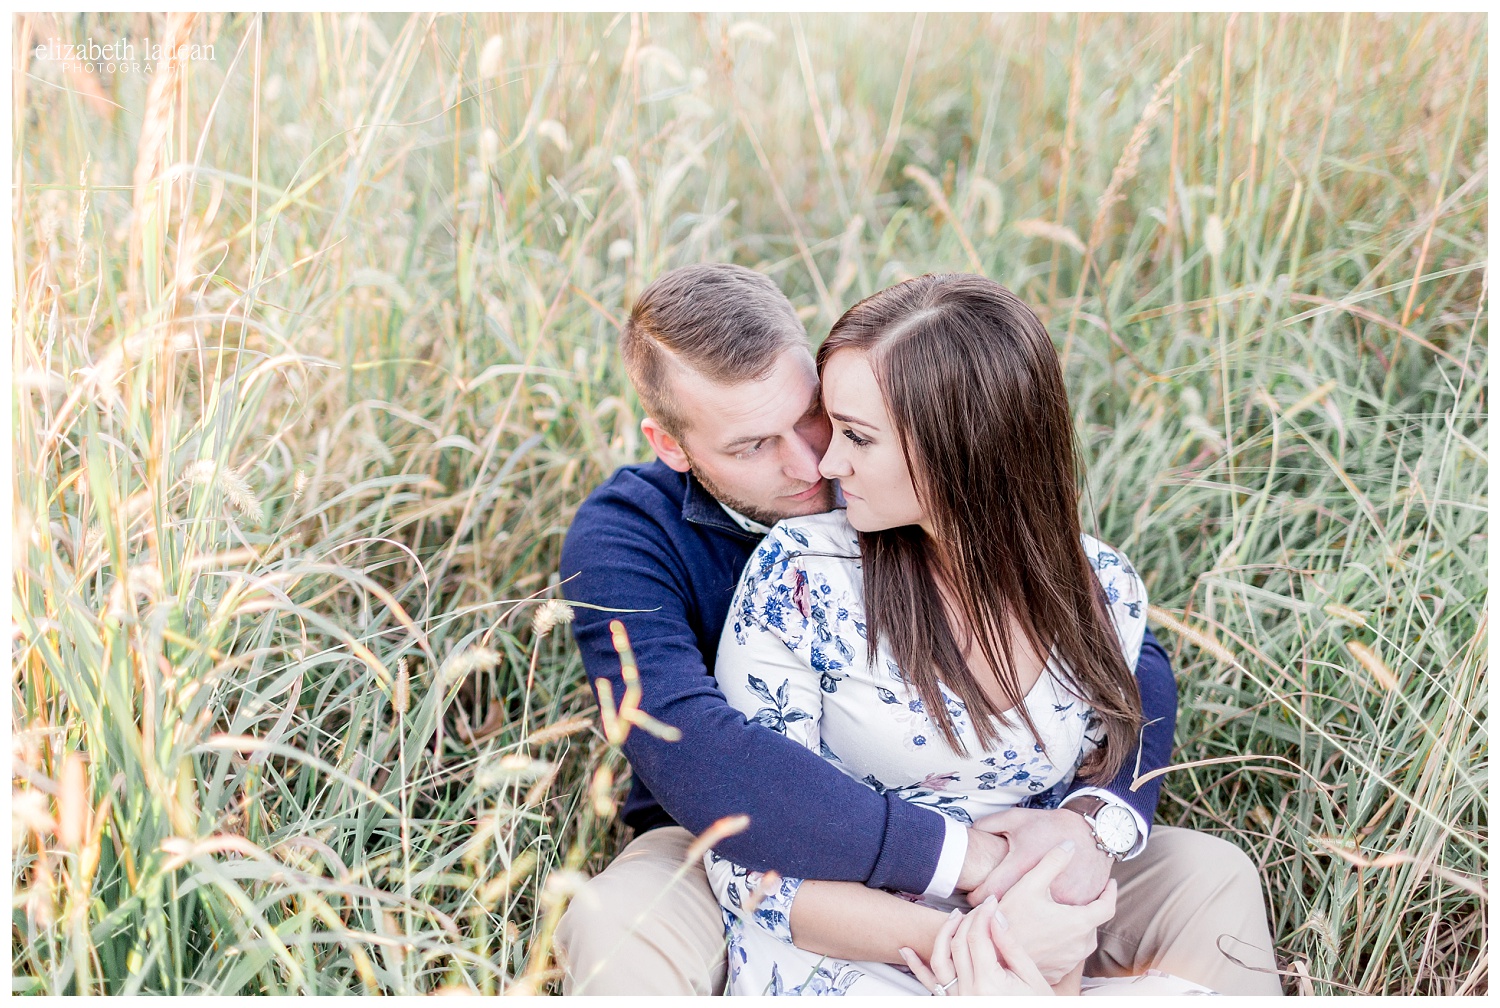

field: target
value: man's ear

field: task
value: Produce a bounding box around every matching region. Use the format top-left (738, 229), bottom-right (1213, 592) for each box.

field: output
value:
top-left (641, 417), bottom-right (691, 473)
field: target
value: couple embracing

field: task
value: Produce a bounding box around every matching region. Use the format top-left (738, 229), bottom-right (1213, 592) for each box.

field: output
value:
top-left (555, 265), bottom-right (1280, 996)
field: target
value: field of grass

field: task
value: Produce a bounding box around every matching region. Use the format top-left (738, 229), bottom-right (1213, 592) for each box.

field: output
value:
top-left (11, 11), bottom-right (1486, 995)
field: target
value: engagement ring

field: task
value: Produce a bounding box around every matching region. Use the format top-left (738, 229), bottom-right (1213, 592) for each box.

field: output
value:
top-left (934, 977), bottom-right (959, 995)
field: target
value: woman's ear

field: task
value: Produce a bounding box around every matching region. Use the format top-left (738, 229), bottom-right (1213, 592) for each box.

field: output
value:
top-left (641, 416), bottom-right (692, 472)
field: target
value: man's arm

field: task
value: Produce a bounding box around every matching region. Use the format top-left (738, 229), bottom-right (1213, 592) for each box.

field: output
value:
top-left (1057, 625), bottom-right (1177, 841)
top-left (560, 503), bottom-right (948, 893)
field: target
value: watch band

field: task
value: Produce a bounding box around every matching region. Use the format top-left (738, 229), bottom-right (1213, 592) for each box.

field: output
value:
top-left (1063, 794), bottom-right (1109, 819)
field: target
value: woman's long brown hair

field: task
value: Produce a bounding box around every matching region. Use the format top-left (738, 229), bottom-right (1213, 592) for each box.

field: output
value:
top-left (817, 274), bottom-right (1142, 782)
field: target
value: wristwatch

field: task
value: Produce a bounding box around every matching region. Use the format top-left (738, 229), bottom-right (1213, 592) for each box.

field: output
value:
top-left (1063, 795), bottom-right (1140, 860)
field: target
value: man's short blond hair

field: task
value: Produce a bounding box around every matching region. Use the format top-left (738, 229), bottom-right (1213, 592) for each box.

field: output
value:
top-left (620, 264), bottom-right (808, 438)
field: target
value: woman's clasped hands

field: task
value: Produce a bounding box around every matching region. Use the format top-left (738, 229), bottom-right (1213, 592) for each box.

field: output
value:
top-left (898, 840), bottom-right (1119, 995)
top-left (899, 898), bottom-right (1051, 996)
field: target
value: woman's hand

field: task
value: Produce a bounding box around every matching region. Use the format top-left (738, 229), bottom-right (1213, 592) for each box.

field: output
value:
top-left (898, 897), bottom-right (1053, 996)
top-left (991, 840), bottom-right (1117, 982)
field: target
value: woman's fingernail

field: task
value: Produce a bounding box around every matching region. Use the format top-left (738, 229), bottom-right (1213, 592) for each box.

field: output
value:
top-left (993, 909), bottom-right (1009, 928)
top-left (950, 908), bottom-right (963, 919)
top-left (1059, 839), bottom-right (1075, 853)
top-left (982, 894), bottom-right (997, 906)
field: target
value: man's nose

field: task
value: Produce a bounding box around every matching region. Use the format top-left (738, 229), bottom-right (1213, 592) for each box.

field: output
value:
top-left (783, 431), bottom-right (824, 483)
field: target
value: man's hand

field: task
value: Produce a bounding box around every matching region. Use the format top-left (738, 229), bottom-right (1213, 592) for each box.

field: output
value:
top-left (991, 841), bottom-right (1118, 983)
top-left (965, 806), bottom-right (1113, 907)
top-left (954, 826), bottom-right (1010, 893)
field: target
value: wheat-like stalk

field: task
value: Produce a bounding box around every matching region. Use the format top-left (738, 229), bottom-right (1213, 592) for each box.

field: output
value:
top-left (127, 12), bottom-right (196, 300)
top-left (1087, 48), bottom-right (1197, 254)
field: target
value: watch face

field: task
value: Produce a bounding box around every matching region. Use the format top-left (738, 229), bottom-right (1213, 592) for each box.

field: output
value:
top-left (1095, 805), bottom-right (1138, 854)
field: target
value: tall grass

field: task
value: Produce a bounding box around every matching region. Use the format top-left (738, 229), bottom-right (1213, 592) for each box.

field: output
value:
top-left (11, 12), bottom-right (1485, 995)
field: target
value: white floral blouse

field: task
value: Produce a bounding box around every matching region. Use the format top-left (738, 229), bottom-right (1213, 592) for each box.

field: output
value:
top-left (705, 511), bottom-right (1206, 996)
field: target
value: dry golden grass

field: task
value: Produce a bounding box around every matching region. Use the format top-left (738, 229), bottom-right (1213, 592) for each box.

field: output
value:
top-left (12, 12), bottom-right (1485, 994)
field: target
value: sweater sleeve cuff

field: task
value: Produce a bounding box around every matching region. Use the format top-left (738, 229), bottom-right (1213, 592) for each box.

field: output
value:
top-left (1064, 785), bottom-right (1150, 860)
top-left (921, 816), bottom-right (969, 898)
top-left (866, 795), bottom-right (948, 893)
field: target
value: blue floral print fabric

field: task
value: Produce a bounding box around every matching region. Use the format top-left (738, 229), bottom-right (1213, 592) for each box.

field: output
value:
top-left (704, 510), bottom-right (1181, 996)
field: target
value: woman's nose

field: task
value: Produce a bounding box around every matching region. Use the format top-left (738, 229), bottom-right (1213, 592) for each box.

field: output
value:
top-left (819, 438), bottom-right (850, 480)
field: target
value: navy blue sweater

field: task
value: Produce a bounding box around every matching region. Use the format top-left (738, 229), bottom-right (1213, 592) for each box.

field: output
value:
top-left (560, 460), bottom-right (1177, 894)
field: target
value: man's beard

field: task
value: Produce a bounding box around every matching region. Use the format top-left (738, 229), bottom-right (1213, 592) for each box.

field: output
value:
top-left (685, 458), bottom-right (834, 528)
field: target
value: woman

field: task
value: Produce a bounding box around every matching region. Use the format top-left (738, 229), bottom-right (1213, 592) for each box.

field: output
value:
top-left (705, 275), bottom-right (1213, 996)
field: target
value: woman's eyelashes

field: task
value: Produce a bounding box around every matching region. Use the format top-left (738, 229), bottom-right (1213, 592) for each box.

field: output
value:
top-left (841, 428), bottom-right (871, 447)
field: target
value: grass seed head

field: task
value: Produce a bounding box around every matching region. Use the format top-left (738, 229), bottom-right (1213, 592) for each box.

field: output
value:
top-left (728, 20), bottom-right (777, 44)
top-left (106, 563), bottom-right (162, 621)
top-left (56, 753), bottom-right (89, 851)
top-left (1089, 48), bottom-right (1194, 250)
top-left (523, 714), bottom-right (594, 746)
top-left (27, 855), bottom-right (56, 928)
top-left (479, 754), bottom-right (554, 788)
top-left (1323, 603), bottom-right (1369, 628)
top-left (540, 867), bottom-right (588, 905)
top-left (1346, 641), bottom-right (1400, 692)
top-left (743, 869), bottom-right (782, 916)
top-left (589, 764), bottom-right (615, 817)
top-left (478, 34), bottom-right (505, 79)
top-left (480, 128), bottom-right (501, 167)
top-left (393, 657), bottom-right (411, 715)
top-left (187, 460), bottom-right (263, 523)
top-left (12, 789), bottom-right (57, 842)
top-left (531, 599), bottom-right (575, 639)
top-left (537, 119), bottom-right (571, 155)
top-left (1014, 218), bottom-right (1086, 254)
top-left (685, 814), bottom-right (751, 863)
top-left (217, 468), bottom-right (264, 525)
top-left (1204, 214), bottom-right (1226, 259)
top-left (441, 645), bottom-right (501, 688)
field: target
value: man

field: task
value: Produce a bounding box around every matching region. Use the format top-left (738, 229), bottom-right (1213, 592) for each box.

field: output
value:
top-left (555, 263), bottom-right (1280, 995)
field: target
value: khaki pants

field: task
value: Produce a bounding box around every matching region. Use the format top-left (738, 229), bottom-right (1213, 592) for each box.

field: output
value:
top-left (554, 824), bottom-right (1282, 996)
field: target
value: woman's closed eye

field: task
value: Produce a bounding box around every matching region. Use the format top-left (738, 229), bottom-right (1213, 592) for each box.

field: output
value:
top-left (841, 428), bottom-right (871, 447)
